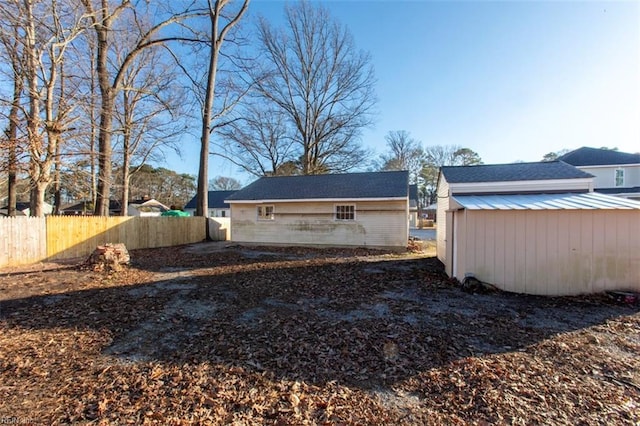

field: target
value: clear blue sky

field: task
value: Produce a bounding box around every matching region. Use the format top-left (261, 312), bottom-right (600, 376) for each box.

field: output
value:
top-left (167, 0), bottom-right (640, 185)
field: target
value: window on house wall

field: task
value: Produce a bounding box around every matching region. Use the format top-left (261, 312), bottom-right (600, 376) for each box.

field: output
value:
top-left (615, 169), bottom-right (624, 187)
top-left (257, 205), bottom-right (274, 220)
top-left (221, 210), bottom-right (226, 217)
top-left (335, 204), bottom-right (355, 221)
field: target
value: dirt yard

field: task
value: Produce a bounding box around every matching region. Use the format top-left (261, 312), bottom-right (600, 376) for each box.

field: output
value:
top-left (0, 243), bottom-right (638, 424)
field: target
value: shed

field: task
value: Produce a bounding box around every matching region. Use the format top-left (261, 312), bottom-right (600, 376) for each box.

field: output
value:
top-left (447, 192), bottom-right (640, 295)
top-left (226, 171), bottom-right (410, 249)
top-left (436, 161), bottom-right (640, 295)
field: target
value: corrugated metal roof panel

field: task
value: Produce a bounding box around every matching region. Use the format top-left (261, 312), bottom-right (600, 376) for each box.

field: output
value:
top-left (453, 192), bottom-right (640, 210)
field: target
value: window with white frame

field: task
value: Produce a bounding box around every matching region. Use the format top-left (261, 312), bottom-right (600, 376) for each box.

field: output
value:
top-left (257, 205), bottom-right (274, 220)
top-left (615, 169), bottom-right (624, 187)
top-left (335, 204), bottom-right (355, 221)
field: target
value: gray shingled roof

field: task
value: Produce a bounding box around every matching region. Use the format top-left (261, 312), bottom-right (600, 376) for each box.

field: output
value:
top-left (441, 161), bottom-right (593, 184)
top-left (184, 190), bottom-right (237, 209)
top-left (226, 171), bottom-right (409, 201)
top-left (559, 147), bottom-right (640, 166)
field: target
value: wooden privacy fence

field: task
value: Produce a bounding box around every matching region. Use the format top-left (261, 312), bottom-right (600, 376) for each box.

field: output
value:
top-left (0, 217), bottom-right (47, 267)
top-left (0, 216), bottom-right (222, 268)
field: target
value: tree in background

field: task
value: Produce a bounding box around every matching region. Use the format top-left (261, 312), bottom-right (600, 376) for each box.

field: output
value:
top-left (187, 0), bottom-right (250, 218)
top-left (117, 165), bottom-right (196, 209)
top-left (421, 145), bottom-right (483, 205)
top-left (114, 44), bottom-right (187, 216)
top-left (209, 176), bottom-right (242, 190)
top-left (0, 7), bottom-right (25, 216)
top-left (244, 1), bottom-right (376, 175)
top-left (80, 1), bottom-right (195, 216)
top-left (541, 149), bottom-right (570, 162)
top-left (2, 0), bottom-right (86, 216)
top-left (214, 101), bottom-right (295, 177)
top-left (378, 130), bottom-right (425, 185)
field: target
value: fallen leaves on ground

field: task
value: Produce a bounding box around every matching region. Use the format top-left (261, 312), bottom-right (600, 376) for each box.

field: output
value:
top-left (0, 243), bottom-right (638, 424)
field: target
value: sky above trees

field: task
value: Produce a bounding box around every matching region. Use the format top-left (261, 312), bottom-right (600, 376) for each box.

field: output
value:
top-left (189, 0), bottom-right (639, 185)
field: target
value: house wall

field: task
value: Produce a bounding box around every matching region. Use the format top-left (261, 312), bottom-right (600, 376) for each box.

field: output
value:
top-left (449, 209), bottom-right (640, 295)
top-left (229, 200), bottom-right (408, 249)
top-left (578, 164), bottom-right (640, 189)
top-left (448, 178), bottom-right (593, 195)
top-left (184, 208), bottom-right (230, 218)
top-left (436, 178), bottom-right (450, 265)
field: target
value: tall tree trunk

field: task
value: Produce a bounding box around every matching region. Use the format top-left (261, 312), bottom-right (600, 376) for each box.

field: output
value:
top-left (53, 139), bottom-right (62, 214)
top-left (6, 63), bottom-right (22, 217)
top-left (120, 91), bottom-right (131, 216)
top-left (196, 0), bottom-right (250, 218)
top-left (94, 7), bottom-right (114, 216)
top-left (196, 32), bottom-right (218, 217)
top-left (88, 40), bottom-right (98, 209)
top-left (24, 0), bottom-right (44, 217)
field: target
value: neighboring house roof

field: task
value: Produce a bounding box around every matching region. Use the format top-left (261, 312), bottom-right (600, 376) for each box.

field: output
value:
top-left (441, 161), bottom-right (592, 184)
top-left (61, 201), bottom-right (93, 213)
top-left (409, 184), bottom-right (418, 209)
top-left (0, 202), bottom-right (53, 215)
top-left (128, 198), bottom-right (170, 213)
top-left (226, 171), bottom-right (409, 201)
top-left (453, 192), bottom-right (640, 211)
top-left (1, 202), bottom-right (30, 212)
top-left (559, 147), bottom-right (640, 166)
top-left (596, 187), bottom-right (640, 195)
top-left (184, 190), bottom-right (237, 209)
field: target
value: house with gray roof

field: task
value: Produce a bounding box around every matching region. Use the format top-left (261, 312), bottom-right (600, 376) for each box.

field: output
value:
top-left (436, 161), bottom-right (640, 296)
top-left (225, 171), bottom-right (410, 249)
top-left (558, 147), bottom-right (640, 200)
top-left (183, 190), bottom-right (237, 217)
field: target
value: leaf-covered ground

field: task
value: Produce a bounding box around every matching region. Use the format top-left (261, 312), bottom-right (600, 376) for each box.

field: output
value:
top-left (0, 243), bottom-right (638, 425)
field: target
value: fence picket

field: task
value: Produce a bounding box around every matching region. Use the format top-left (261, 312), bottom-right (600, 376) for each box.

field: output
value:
top-left (0, 216), bottom-right (218, 268)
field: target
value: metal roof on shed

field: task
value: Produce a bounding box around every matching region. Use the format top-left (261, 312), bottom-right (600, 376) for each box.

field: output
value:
top-left (452, 192), bottom-right (640, 211)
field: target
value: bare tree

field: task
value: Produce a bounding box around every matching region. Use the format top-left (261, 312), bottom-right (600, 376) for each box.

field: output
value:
top-left (0, 7), bottom-right (25, 216)
top-left (209, 175), bottom-right (241, 190)
top-left (379, 130), bottom-right (425, 184)
top-left (7, 0), bottom-right (86, 216)
top-left (215, 101), bottom-right (295, 177)
top-left (249, 1), bottom-right (376, 175)
top-left (80, 1), bottom-right (195, 215)
top-left (420, 145), bottom-right (483, 205)
top-left (113, 44), bottom-right (187, 216)
top-left (188, 0), bottom-right (250, 218)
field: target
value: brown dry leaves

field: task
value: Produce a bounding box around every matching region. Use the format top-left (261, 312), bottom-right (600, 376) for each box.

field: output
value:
top-left (0, 243), bottom-right (638, 424)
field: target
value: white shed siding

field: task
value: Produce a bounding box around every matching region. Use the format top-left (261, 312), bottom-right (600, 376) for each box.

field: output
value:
top-left (230, 200), bottom-right (408, 248)
top-left (436, 177), bottom-right (450, 265)
top-left (451, 209), bottom-right (640, 295)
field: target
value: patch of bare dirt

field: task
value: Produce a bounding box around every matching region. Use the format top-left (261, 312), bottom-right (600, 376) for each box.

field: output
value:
top-left (0, 242), bottom-right (638, 424)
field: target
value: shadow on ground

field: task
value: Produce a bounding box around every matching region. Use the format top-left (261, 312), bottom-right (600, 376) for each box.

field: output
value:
top-left (1, 243), bottom-right (636, 392)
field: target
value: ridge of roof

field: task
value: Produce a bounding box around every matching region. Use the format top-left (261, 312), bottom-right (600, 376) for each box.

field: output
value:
top-left (441, 161), bottom-right (593, 184)
top-left (558, 147), bottom-right (640, 166)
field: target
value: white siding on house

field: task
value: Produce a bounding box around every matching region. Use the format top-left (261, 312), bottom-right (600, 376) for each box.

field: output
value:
top-left (449, 178), bottom-right (593, 195)
top-left (230, 200), bottom-right (408, 249)
top-left (183, 208), bottom-right (230, 218)
top-left (450, 209), bottom-right (640, 295)
top-left (578, 164), bottom-right (640, 189)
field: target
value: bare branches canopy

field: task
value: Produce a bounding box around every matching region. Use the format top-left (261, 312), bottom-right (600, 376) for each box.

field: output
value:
top-left (222, 1), bottom-right (376, 176)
